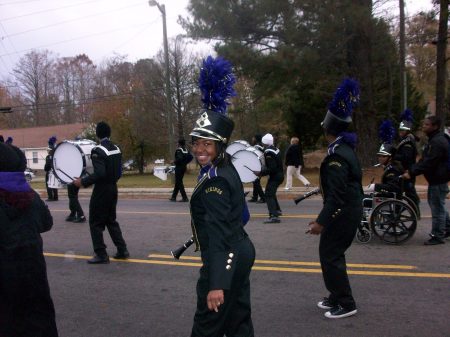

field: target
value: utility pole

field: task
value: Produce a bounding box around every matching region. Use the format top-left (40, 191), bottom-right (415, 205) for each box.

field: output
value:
top-left (435, 0), bottom-right (449, 127)
top-left (399, 0), bottom-right (407, 112)
top-left (149, 0), bottom-right (174, 158)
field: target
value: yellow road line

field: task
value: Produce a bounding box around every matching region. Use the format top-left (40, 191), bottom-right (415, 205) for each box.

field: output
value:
top-left (44, 252), bottom-right (450, 278)
top-left (148, 254), bottom-right (416, 270)
top-left (48, 209), bottom-right (318, 218)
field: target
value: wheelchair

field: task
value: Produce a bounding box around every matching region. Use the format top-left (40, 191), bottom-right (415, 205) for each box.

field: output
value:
top-left (356, 191), bottom-right (419, 244)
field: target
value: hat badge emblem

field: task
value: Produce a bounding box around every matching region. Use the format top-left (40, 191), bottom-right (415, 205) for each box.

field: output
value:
top-left (197, 112), bottom-right (212, 128)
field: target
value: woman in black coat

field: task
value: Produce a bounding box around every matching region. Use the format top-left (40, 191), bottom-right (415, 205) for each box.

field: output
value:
top-left (0, 143), bottom-right (58, 337)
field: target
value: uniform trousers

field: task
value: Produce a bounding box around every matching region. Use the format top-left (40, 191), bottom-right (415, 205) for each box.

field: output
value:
top-left (265, 177), bottom-right (283, 217)
top-left (251, 178), bottom-right (265, 201)
top-left (68, 184), bottom-right (84, 217)
top-left (171, 167), bottom-right (188, 200)
top-left (191, 238), bottom-right (255, 337)
top-left (403, 178), bottom-right (420, 214)
top-left (319, 205), bottom-right (360, 310)
top-left (89, 184), bottom-right (127, 257)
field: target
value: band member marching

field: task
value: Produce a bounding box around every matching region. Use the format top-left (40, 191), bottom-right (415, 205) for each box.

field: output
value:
top-left (393, 109), bottom-right (420, 212)
top-left (188, 56), bottom-right (255, 337)
top-left (307, 78), bottom-right (363, 319)
top-left (73, 122), bottom-right (129, 264)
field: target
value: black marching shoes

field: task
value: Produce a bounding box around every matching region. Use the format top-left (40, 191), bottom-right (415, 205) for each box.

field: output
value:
top-left (324, 305), bottom-right (357, 319)
top-left (113, 250), bottom-right (130, 259)
top-left (87, 255), bottom-right (110, 264)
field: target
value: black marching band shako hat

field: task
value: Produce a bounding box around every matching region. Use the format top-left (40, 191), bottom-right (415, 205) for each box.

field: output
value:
top-left (47, 136), bottom-right (57, 150)
top-left (321, 78), bottom-right (360, 135)
top-left (377, 119), bottom-right (395, 156)
top-left (399, 108), bottom-right (413, 131)
top-left (190, 56), bottom-right (236, 144)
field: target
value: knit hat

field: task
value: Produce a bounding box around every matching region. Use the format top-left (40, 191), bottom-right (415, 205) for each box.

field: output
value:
top-left (96, 121), bottom-right (111, 139)
top-left (262, 133), bottom-right (274, 146)
top-left (0, 143), bottom-right (27, 172)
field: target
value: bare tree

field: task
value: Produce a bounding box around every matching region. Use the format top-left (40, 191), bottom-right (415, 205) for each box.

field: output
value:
top-left (13, 50), bottom-right (55, 126)
top-left (167, 36), bottom-right (202, 141)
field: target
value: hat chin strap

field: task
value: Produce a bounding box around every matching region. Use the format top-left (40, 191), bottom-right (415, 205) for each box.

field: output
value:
top-left (190, 127), bottom-right (227, 143)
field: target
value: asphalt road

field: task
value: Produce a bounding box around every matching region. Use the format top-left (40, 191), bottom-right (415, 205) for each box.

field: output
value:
top-left (42, 196), bottom-right (450, 337)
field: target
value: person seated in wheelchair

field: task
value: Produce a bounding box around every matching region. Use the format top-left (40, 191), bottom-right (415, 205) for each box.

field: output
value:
top-left (367, 143), bottom-right (403, 197)
top-left (366, 120), bottom-right (403, 199)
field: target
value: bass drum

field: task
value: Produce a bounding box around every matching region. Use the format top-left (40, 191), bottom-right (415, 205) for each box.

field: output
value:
top-left (226, 140), bottom-right (250, 156)
top-left (231, 147), bottom-right (264, 183)
top-left (52, 139), bottom-right (97, 184)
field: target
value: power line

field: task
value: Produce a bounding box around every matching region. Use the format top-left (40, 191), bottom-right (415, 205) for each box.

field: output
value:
top-left (2, 0), bottom-right (109, 22)
top-left (1, 2), bottom-right (145, 39)
top-left (0, 22), bottom-right (150, 58)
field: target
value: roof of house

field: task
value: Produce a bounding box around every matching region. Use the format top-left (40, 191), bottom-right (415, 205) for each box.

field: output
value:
top-left (0, 123), bottom-right (88, 148)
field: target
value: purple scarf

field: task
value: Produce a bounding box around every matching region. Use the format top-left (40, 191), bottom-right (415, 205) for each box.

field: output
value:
top-left (0, 172), bottom-right (32, 193)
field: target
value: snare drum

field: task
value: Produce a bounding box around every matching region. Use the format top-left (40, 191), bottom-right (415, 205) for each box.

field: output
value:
top-left (231, 147), bottom-right (265, 183)
top-left (226, 140), bottom-right (250, 156)
top-left (52, 139), bottom-right (97, 183)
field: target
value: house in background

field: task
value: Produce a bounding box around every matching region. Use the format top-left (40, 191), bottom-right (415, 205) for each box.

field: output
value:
top-left (0, 123), bottom-right (87, 170)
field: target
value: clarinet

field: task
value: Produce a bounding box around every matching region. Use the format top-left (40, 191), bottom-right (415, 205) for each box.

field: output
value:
top-left (294, 187), bottom-right (320, 205)
top-left (171, 237), bottom-right (195, 260)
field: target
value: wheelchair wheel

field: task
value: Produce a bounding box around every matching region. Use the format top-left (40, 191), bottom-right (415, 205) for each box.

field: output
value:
top-left (369, 199), bottom-right (417, 244)
top-left (400, 195), bottom-right (421, 220)
top-left (356, 227), bottom-right (372, 243)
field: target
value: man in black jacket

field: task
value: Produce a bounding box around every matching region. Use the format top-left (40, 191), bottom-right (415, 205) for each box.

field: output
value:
top-left (261, 133), bottom-right (284, 223)
top-left (404, 116), bottom-right (450, 245)
top-left (170, 138), bottom-right (191, 202)
top-left (74, 121), bottom-right (129, 263)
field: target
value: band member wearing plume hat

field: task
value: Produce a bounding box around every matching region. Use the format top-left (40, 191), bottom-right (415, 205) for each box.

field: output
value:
top-left (44, 136), bottom-right (58, 201)
top-left (189, 56), bottom-right (255, 337)
top-left (73, 121), bottom-right (129, 264)
top-left (366, 120), bottom-right (404, 195)
top-left (393, 109), bottom-right (420, 212)
top-left (308, 78), bottom-right (363, 319)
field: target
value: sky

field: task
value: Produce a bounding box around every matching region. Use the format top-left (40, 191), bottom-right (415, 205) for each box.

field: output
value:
top-left (0, 0), bottom-right (436, 80)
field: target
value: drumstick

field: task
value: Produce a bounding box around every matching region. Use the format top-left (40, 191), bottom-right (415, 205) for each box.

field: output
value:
top-left (56, 168), bottom-right (74, 181)
top-left (243, 165), bottom-right (260, 175)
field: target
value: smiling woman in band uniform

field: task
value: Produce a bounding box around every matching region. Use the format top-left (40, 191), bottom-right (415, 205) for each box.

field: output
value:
top-left (188, 56), bottom-right (255, 337)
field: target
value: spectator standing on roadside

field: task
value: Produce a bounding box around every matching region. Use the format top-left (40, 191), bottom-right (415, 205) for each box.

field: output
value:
top-left (284, 136), bottom-right (310, 190)
top-left (403, 116), bottom-right (450, 245)
top-left (0, 142), bottom-right (58, 337)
